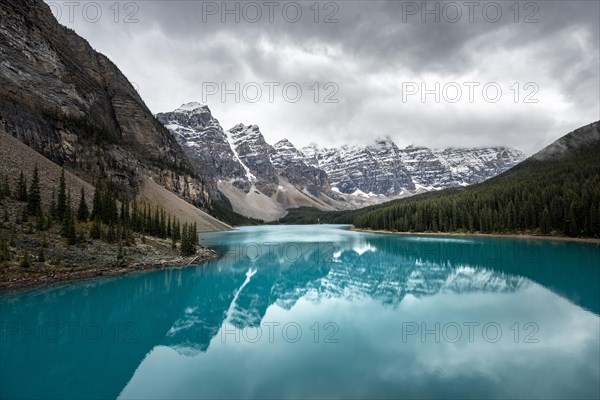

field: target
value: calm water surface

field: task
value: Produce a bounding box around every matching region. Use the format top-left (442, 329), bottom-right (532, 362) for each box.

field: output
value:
top-left (1, 225), bottom-right (599, 399)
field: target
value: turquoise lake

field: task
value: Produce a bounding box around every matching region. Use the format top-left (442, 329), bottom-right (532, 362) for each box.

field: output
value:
top-left (1, 225), bottom-right (599, 399)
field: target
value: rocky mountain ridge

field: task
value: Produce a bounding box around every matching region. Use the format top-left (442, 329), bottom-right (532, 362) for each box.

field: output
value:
top-left (157, 103), bottom-right (341, 221)
top-left (302, 141), bottom-right (526, 195)
top-left (157, 102), bottom-right (525, 220)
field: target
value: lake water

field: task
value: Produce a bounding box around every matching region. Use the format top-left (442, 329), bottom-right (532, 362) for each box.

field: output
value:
top-left (1, 225), bottom-right (599, 399)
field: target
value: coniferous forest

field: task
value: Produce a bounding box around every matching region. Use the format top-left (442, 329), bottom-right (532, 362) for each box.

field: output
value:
top-left (0, 167), bottom-right (200, 261)
top-left (354, 134), bottom-right (600, 238)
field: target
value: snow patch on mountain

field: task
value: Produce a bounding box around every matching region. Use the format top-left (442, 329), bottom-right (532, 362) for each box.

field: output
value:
top-left (225, 128), bottom-right (256, 183)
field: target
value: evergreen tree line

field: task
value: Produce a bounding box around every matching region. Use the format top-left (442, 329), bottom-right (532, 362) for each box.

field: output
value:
top-left (1, 168), bottom-right (199, 255)
top-left (354, 142), bottom-right (600, 238)
top-left (180, 222), bottom-right (199, 256)
top-left (0, 168), bottom-right (42, 217)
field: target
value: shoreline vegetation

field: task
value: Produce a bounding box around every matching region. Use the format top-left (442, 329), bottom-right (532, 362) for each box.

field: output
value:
top-left (0, 165), bottom-right (219, 292)
top-left (350, 227), bottom-right (600, 244)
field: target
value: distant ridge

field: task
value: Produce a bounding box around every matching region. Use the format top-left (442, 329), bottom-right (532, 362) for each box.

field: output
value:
top-left (351, 120), bottom-right (600, 237)
top-left (282, 120), bottom-right (600, 239)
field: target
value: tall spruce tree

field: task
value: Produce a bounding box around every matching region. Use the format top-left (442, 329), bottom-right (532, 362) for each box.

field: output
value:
top-left (540, 207), bottom-right (551, 234)
top-left (27, 165), bottom-right (41, 215)
top-left (49, 188), bottom-right (57, 221)
top-left (91, 180), bottom-right (101, 221)
top-left (17, 170), bottom-right (27, 201)
top-left (77, 187), bottom-right (89, 221)
top-left (56, 168), bottom-right (67, 221)
top-left (61, 190), bottom-right (76, 245)
top-left (180, 223), bottom-right (191, 256)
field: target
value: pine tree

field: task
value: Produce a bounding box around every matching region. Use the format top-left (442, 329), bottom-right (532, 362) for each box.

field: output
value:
top-left (61, 191), bottom-right (77, 245)
top-left (91, 181), bottom-right (101, 221)
top-left (106, 223), bottom-right (116, 243)
top-left (566, 201), bottom-right (578, 237)
top-left (17, 170), bottom-right (27, 201)
top-left (160, 209), bottom-right (166, 238)
top-left (62, 210), bottom-right (77, 245)
top-left (77, 188), bottom-right (89, 221)
top-left (49, 188), bottom-right (57, 221)
top-left (27, 165), bottom-right (41, 215)
top-left (37, 247), bottom-right (45, 263)
top-left (153, 208), bottom-right (160, 236)
top-left (105, 183), bottom-right (118, 224)
top-left (180, 223), bottom-right (187, 254)
top-left (540, 207), bottom-right (551, 235)
top-left (90, 217), bottom-right (102, 240)
top-left (180, 222), bottom-right (197, 256)
top-left (117, 241), bottom-right (124, 261)
top-left (180, 223), bottom-right (191, 256)
top-left (120, 196), bottom-right (130, 226)
top-left (9, 224), bottom-right (16, 247)
top-left (131, 200), bottom-right (139, 231)
top-left (590, 202), bottom-right (600, 237)
top-left (56, 168), bottom-right (67, 220)
top-left (173, 220), bottom-right (181, 242)
top-left (191, 222), bottom-right (198, 246)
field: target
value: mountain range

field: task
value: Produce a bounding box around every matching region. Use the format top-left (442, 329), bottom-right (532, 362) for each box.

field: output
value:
top-left (157, 102), bottom-right (525, 221)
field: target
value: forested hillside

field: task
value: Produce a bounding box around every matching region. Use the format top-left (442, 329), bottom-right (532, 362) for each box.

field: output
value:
top-left (354, 122), bottom-right (600, 238)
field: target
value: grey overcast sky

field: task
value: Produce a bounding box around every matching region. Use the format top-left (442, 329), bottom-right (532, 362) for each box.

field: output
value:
top-left (46, 0), bottom-right (599, 154)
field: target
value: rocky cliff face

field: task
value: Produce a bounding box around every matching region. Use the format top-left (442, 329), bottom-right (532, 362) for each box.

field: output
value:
top-left (271, 139), bottom-right (330, 196)
top-left (157, 104), bottom-right (331, 199)
top-left (301, 139), bottom-right (415, 195)
top-left (156, 102), bottom-right (244, 185)
top-left (302, 141), bottom-right (525, 195)
top-left (226, 123), bottom-right (279, 196)
top-left (0, 0), bottom-right (211, 207)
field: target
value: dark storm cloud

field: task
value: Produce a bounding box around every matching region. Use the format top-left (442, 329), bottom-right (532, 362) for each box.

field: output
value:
top-left (47, 0), bottom-right (599, 154)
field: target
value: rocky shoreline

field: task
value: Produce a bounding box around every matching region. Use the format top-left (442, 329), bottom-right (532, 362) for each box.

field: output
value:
top-left (0, 201), bottom-right (222, 292)
top-left (0, 245), bottom-right (219, 292)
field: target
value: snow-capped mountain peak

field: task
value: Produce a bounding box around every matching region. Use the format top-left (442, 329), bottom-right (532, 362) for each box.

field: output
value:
top-left (175, 101), bottom-right (207, 113)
